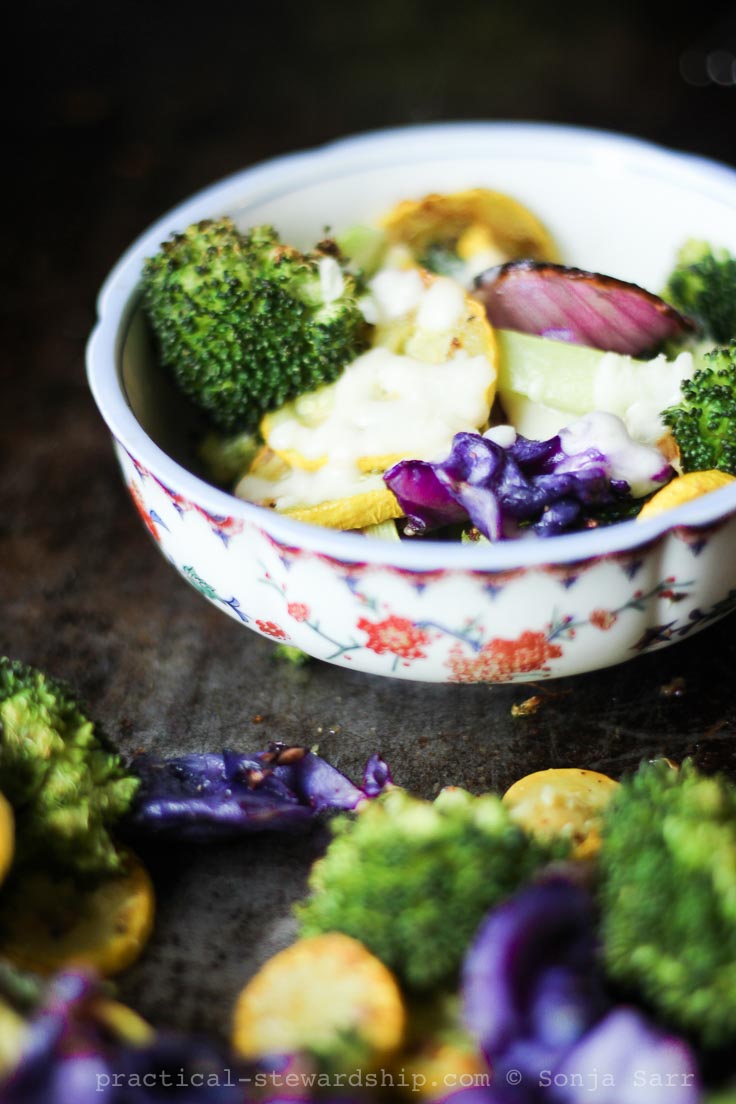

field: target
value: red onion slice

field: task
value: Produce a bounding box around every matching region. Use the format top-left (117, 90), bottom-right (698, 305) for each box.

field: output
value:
top-left (474, 261), bottom-right (694, 356)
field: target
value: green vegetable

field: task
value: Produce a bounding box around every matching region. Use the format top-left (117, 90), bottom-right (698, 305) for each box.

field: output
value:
top-left (661, 343), bottom-right (736, 474)
top-left (296, 786), bottom-right (558, 992)
top-left (0, 658), bottom-right (138, 879)
top-left (197, 429), bottom-right (259, 487)
top-left (141, 218), bottom-right (369, 432)
top-left (495, 328), bottom-right (700, 446)
top-left (0, 962), bottom-right (39, 1079)
top-left (599, 759), bottom-right (736, 1048)
top-left (664, 239), bottom-right (736, 344)
top-left (272, 643), bottom-right (311, 667)
top-left (362, 519), bottom-right (400, 541)
top-left (496, 329), bottom-right (643, 417)
top-left (417, 242), bottom-right (467, 279)
top-left (336, 223), bottom-right (388, 279)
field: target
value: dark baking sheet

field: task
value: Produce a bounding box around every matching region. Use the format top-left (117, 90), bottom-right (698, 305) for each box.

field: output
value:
top-left (4, 411), bottom-right (736, 1039)
top-left (5, 0), bottom-right (736, 1045)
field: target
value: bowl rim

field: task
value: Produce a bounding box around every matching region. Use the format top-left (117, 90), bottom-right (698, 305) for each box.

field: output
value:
top-left (86, 120), bottom-right (736, 571)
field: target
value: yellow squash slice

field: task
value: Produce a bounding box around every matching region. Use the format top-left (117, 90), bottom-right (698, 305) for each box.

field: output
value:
top-left (396, 1041), bottom-right (488, 1100)
top-left (391, 994), bottom-right (487, 1100)
top-left (261, 387), bottom-right (336, 472)
top-left (373, 272), bottom-right (497, 364)
top-left (286, 488), bottom-right (403, 529)
top-left (637, 470), bottom-right (736, 520)
top-left (258, 273), bottom-right (497, 481)
top-left (503, 767), bottom-right (619, 859)
top-left (0, 1001), bottom-right (28, 1079)
top-left (380, 188), bottom-right (559, 266)
top-left (247, 445), bottom-right (291, 482)
top-left (0, 850), bottom-right (155, 977)
top-left (91, 998), bottom-right (156, 1046)
top-left (236, 450), bottom-right (403, 530)
top-left (232, 932), bottom-right (406, 1068)
top-left (242, 265), bottom-right (498, 530)
top-left (0, 793), bottom-right (15, 888)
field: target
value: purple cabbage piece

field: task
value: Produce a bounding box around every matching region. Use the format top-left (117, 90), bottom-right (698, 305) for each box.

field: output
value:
top-left (2, 970), bottom-right (382, 1102)
top-left (379, 459), bottom-right (467, 531)
top-left (362, 753), bottom-right (393, 797)
top-left (436, 1091), bottom-right (506, 1104)
top-left (441, 879), bottom-right (701, 1104)
top-left (385, 431), bottom-right (632, 540)
top-left (462, 879), bottom-right (608, 1088)
top-left (124, 744), bottom-right (392, 840)
top-left (550, 1008), bottom-right (700, 1103)
top-left (1, 972), bottom-right (243, 1103)
top-left (474, 261), bottom-right (694, 356)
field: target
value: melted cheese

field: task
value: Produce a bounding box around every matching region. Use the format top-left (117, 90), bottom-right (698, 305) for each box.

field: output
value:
top-left (237, 268), bottom-right (496, 515)
top-left (266, 346), bottom-right (493, 467)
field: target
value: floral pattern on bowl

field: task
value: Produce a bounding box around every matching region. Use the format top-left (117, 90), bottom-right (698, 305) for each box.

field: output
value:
top-left (118, 444), bottom-right (736, 682)
top-left (88, 122), bottom-right (736, 683)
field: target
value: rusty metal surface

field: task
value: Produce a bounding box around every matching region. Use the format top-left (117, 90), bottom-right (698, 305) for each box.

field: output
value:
top-left (4, 0), bottom-right (736, 1042)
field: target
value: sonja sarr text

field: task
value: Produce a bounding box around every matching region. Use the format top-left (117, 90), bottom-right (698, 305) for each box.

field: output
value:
top-left (538, 1069), bottom-right (697, 1090)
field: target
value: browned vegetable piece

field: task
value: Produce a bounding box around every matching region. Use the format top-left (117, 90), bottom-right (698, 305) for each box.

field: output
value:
top-left (503, 767), bottom-right (619, 859)
top-left (381, 188), bottom-right (559, 265)
top-left (232, 932), bottom-right (406, 1069)
top-left (0, 793), bottom-right (14, 888)
top-left (475, 261), bottom-right (695, 356)
top-left (259, 274), bottom-right (497, 479)
top-left (637, 470), bottom-right (736, 520)
top-left (0, 850), bottom-right (155, 977)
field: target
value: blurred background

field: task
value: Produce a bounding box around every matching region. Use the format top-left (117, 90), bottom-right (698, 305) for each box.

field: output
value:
top-left (9, 0), bottom-right (736, 403)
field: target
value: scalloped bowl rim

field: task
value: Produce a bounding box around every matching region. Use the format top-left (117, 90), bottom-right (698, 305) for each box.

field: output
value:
top-left (86, 121), bottom-right (736, 571)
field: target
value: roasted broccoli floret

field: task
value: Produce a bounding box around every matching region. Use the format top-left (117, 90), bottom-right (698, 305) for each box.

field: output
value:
top-left (272, 643), bottom-right (311, 667)
top-left (664, 240), bottom-right (736, 344)
top-left (599, 759), bottom-right (736, 1049)
top-left (296, 786), bottom-right (558, 992)
top-left (0, 658), bottom-right (138, 879)
top-left (661, 344), bottom-right (736, 474)
top-left (141, 219), bottom-right (369, 432)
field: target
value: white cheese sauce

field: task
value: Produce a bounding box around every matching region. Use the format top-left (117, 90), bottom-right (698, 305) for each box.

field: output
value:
top-left (361, 268), bottom-right (426, 324)
top-left (414, 277), bottom-right (467, 331)
top-left (266, 346), bottom-right (493, 466)
top-left (483, 423), bottom-right (518, 448)
top-left (237, 269), bottom-right (495, 511)
top-left (236, 465), bottom-right (387, 510)
top-left (593, 349), bottom-right (694, 446)
top-left (318, 256), bottom-right (345, 304)
top-left (559, 411), bottom-right (670, 498)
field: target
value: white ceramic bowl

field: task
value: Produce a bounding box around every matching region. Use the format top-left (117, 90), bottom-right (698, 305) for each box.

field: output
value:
top-left (86, 122), bottom-right (736, 683)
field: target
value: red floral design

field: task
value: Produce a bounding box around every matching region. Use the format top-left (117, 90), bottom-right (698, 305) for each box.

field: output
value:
top-left (159, 483), bottom-right (190, 513)
top-left (673, 520), bottom-right (726, 547)
top-left (130, 455), bottom-right (151, 481)
top-left (590, 609), bottom-right (617, 631)
top-left (387, 567), bottom-right (447, 587)
top-left (357, 615), bottom-right (431, 660)
top-left (195, 507), bottom-right (245, 538)
top-left (256, 620), bottom-right (289, 641)
top-left (446, 630), bottom-right (563, 683)
top-left (128, 481), bottom-right (160, 542)
top-left (479, 567), bottom-right (527, 586)
top-left (287, 602), bottom-right (310, 623)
